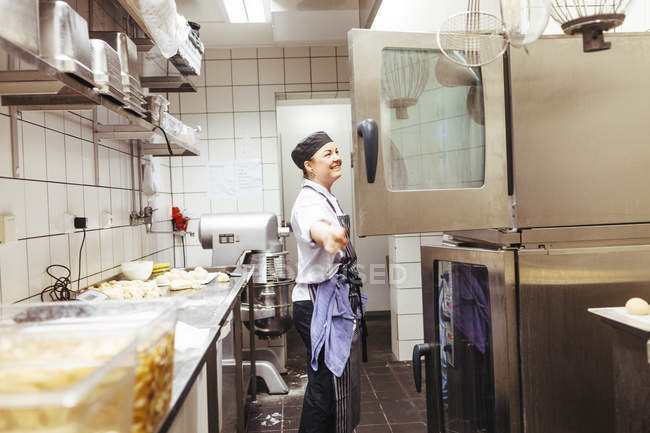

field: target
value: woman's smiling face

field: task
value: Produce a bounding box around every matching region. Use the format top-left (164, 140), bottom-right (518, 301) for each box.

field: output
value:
top-left (305, 141), bottom-right (342, 188)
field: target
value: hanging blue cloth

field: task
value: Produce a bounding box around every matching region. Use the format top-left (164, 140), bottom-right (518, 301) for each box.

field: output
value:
top-left (310, 273), bottom-right (357, 377)
top-left (452, 264), bottom-right (490, 354)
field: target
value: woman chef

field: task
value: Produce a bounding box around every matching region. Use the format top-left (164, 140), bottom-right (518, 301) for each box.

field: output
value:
top-left (290, 131), bottom-right (366, 433)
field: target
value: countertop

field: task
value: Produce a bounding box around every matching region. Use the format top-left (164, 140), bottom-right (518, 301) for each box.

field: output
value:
top-left (588, 307), bottom-right (650, 337)
top-left (155, 265), bottom-right (254, 433)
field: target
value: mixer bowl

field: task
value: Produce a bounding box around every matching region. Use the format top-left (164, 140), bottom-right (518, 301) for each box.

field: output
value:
top-left (242, 281), bottom-right (293, 338)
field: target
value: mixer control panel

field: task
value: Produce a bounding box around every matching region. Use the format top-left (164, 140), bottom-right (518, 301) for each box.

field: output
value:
top-left (219, 233), bottom-right (238, 243)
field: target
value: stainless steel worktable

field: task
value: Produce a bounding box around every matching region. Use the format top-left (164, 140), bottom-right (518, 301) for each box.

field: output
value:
top-left (155, 265), bottom-right (255, 433)
top-left (589, 307), bottom-right (650, 433)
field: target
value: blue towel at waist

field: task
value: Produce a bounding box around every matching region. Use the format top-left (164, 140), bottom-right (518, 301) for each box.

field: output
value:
top-left (310, 273), bottom-right (358, 377)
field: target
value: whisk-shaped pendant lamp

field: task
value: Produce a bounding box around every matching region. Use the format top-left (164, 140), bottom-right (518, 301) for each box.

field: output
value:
top-left (549, 0), bottom-right (637, 52)
top-left (381, 49), bottom-right (430, 120)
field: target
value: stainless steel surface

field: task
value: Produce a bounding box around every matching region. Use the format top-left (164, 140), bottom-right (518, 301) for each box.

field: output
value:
top-left (39, 1), bottom-right (94, 86)
top-left (154, 265), bottom-right (254, 433)
top-left (91, 31), bottom-right (145, 114)
top-left (245, 251), bottom-right (291, 284)
top-left (347, 29), bottom-right (509, 236)
top-left (447, 229), bottom-right (521, 247)
top-left (517, 245), bottom-right (650, 433)
top-left (0, 0), bottom-right (39, 55)
top-left (139, 76), bottom-right (197, 93)
top-left (89, 39), bottom-right (125, 101)
top-left (199, 213), bottom-right (283, 266)
top-left (520, 223), bottom-right (650, 248)
top-left (589, 307), bottom-right (650, 334)
top-left (349, 31), bottom-right (650, 236)
top-left (243, 281), bottom-right (294, 338)
top-left (10, 106), bottom-right (20, 178)
top-left (0, 70), bottom-right (65, 95)
top-left (94, 124), bottom-right (201, 157)
top-left (511, 34), bottom-right (650, 228)
top-left (358, 0), bottom-right (382, 28)
top-left (420, 246), bottom-right (520, 433)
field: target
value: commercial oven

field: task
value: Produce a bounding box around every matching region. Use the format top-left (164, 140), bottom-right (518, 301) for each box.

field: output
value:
top-left (347, 29), bottom-right (650, 433)
top-left (415, 230), bottom-right (650, 433)
top-left (348, 30), bottom-right (650, 236)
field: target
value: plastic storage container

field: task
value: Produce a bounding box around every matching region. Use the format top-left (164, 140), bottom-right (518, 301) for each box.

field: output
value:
top-left (0, 299), bottom-right (179, 433)
top-left (145, 95), bottom-right (170, 126)
top-left (0, 323), bottom-right (138, 433)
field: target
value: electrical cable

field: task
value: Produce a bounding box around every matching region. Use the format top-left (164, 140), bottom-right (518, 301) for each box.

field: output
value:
top-left (12, 265), bottom-right (73, 303)
top-left (77, 228), bottom-right (86, 293)
top-left (12, 228), bottom-right (88, 304)
top-left (152, 125), bottom-right (174, 156)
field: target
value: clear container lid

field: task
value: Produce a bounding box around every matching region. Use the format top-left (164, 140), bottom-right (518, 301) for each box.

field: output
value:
top-left (0, 299), bottom-right (180, 350)
top-left (0, 323), bottom-right (138, 409)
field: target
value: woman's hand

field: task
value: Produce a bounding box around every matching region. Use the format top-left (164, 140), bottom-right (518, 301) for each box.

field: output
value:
top-left (323, 226), bottom-right (348, 254)
top-left (310, 221), bottom-right (348, 254)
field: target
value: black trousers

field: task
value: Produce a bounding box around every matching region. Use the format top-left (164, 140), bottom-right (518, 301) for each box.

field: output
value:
top-left (293, 300), bottom-right (337, 433)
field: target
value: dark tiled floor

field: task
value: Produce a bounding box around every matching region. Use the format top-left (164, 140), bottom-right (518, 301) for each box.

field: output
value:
top-left (245, 313), bottom-right (427, 433)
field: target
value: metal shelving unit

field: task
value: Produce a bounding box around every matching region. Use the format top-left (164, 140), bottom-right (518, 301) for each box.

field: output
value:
top-left (0, 7), bottom-right (200, 157)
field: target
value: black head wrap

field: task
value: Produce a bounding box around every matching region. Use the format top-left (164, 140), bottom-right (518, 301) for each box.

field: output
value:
top-left (291, 131), bottom-right (333, 170)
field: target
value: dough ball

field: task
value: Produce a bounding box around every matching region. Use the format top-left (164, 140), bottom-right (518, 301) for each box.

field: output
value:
top-left (167, 271), bottom-right (183, 281)
top-left (193, 268), bottom-right (209, 280)
top-left (217, 272), bottom-right (230, 283)
top-left (155, 275), bottom-right (170, 285)
top-left (625, 297), bottom-right (650, 315)
top-left (170, 280), bottom-right (192, 291)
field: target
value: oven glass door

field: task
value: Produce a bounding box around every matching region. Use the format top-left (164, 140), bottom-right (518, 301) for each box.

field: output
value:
top-left (419, 246), bottom-right (518, 433)
top-left (437, 260), bottom-right (494, 433)
top-left (348, 29), bottom-right (509, 236)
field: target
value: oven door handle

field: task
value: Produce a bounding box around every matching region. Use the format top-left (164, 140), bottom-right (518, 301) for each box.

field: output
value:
top-left (356, 118), bottom-right (378, 183)
top-left (412, 342), bottom-right (438, 392)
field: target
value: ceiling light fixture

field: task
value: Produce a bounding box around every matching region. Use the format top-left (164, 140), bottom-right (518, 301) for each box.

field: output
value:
top-left (222, 0), bottom-right (269, 23)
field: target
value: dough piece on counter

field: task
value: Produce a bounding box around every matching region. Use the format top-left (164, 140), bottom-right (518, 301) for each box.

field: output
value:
top-left (625, 297), bottom-right (650, 315)
top-left (217, 272), bottom-right (230, 283)
top-left (170, 279), bottom-right (192, 291)
top-left (190, 267), bottom-right (209, 281)
top-left (155, 275), bottom-right (170, 286)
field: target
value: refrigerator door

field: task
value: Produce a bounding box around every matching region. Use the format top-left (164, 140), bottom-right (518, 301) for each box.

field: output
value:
top-left (419, 246), bottom-right (518, 433)
top-left (348, 29), bottom-right (509, 236)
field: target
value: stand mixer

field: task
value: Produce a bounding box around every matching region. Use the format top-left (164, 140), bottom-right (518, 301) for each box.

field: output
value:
top-left (199, 212), bottom-right (294, 394)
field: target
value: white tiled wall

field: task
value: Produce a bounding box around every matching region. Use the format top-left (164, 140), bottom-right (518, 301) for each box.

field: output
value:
top-left (0, 103), bottom-right (175, 304)
top-left (169, 46), bottom-right (349, 267)
top-left (388, 233), bottom-right (444, 360)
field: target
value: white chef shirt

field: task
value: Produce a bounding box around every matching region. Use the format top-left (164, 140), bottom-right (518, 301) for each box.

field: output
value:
top-left (291, 179), bottom-right (345, 302)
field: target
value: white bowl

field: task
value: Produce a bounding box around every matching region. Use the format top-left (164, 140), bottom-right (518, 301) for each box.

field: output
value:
top-left (121, 261), bottom-right (154, 281)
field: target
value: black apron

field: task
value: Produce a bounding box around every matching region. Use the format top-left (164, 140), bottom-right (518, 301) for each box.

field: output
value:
top-left (299, 185), bottom-right (367, 433)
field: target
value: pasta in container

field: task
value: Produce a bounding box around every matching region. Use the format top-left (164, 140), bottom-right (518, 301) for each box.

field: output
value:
top-left (0, 324), bottom-right (139, 433)
top-left (0, 299), bottom-right (179, 433)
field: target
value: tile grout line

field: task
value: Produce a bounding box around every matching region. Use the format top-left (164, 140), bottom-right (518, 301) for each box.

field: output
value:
top-left (362, 367), bottom-right (395, 433)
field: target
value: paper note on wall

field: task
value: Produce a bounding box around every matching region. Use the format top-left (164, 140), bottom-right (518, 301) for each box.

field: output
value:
top-left (207, 160), bottom-right (236, 200)
top-left (236, 160), bottom-right (263, 197)
top-left (207, 160), bottom-right (262, 199)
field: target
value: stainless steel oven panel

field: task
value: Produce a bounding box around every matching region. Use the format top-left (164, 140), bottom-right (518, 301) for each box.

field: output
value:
top-left (511, 34), bottom-right (650, 228)
top-left (420, 245), bottom-right (519, 433)
top-left (518, 244), bottom-right (650, 433)
top-left (348, 29), bottom-right (509, 236)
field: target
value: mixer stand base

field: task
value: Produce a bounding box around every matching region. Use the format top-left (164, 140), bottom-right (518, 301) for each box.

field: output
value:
top-left (223, 359), bottom-right (289, 395)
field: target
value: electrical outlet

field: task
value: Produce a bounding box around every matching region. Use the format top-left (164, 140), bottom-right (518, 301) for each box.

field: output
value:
top-left (64, 213), bottom-right (76, 233)
top-left (74, 217), bottom-right (88, 230)
top-left (0, 214), bottom-right (16, 243)
top-left (102, 211), bottom-right (113, 228)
